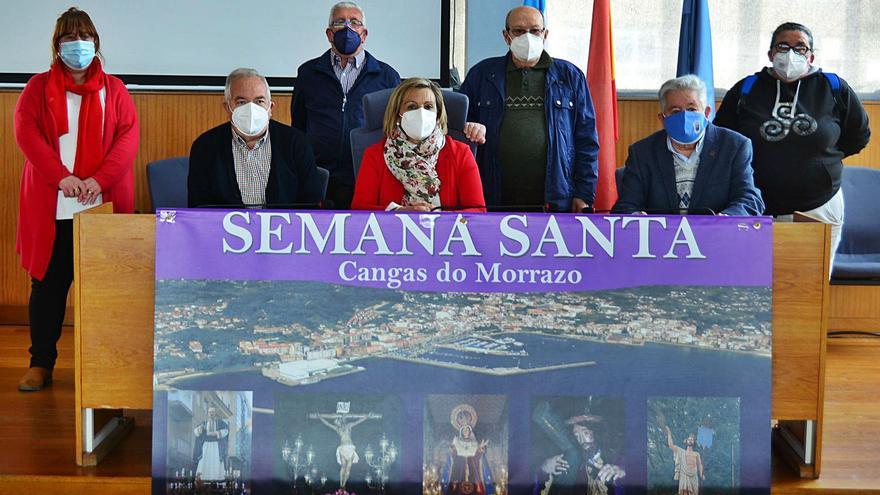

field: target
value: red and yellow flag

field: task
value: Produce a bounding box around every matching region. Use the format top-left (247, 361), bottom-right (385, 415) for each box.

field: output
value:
top-left (587, 0), bottom-right (619, 212)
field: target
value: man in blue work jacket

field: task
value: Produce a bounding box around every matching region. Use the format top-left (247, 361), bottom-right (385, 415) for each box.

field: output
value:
top-left (460, 6), bottom-right (600, 212)
top-left (291, 1), bottom-right (401, 209)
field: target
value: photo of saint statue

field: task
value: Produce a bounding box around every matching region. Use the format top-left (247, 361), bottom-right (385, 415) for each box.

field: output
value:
top-left (164, 390), bottom-right (252, 494)
top-left (311, 408), bottom-right (382, 488)
top-left (664, 427), bottom-right (703, 495)
top-left (647, 397), bottom-right (741, 495)
top-left (424, 395), bottom-right (508, 495)
top-left (274, 393), bottom-right (401, 493)
top-left (194, 405), bottom-right (229, 480)
top-left (445, 405), bottom-right (492, 495)
top-left (531, 396), bottom-right (626, 495)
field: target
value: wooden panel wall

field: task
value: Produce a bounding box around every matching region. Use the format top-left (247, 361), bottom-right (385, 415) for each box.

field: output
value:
top-left (0, 90), bottom-right (877, 314)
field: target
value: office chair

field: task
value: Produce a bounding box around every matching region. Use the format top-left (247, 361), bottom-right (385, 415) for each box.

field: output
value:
top-left (349, 88), bottom-right (475, 178)
top-left (832, 166), bottom-right (880, 280)
top-left (146, 157), bottom-right (189, 212)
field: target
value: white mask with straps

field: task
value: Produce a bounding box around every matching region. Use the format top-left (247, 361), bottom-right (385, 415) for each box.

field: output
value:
top-left (773, 50), bottom-right (810, 82)
top-left (510, 33), bottom-right (544, 63)
top-left (400, 108), bottom-right (437, 141)
top-left (231, 102), bottom-right (270, 137)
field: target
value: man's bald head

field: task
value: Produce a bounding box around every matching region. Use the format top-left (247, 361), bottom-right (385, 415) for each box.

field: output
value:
top-left (505, 6), bottom-right (545, 30)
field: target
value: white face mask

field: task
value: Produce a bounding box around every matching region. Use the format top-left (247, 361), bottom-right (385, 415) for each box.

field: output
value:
top-left (231, 102), bottom-right (270, 137)
top-left (400, 108), bottom-right (437, 141)
top-left (509, 33), bottom-right (544, 63)
top-left (773, 50), bottom-right (810, 81)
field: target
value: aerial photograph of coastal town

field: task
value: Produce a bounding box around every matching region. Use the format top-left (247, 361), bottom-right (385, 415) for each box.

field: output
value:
top-left (153, 280), bottom-right (771, 388)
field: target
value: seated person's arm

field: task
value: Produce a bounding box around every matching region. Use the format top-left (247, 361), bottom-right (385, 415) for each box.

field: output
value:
top-left (187, 137), bottom-right (211, 208)
top-left (351, 148), bottom-right (387, 210)
top-left (721, 139), bottom-right (764, 216)
top-left (454, 147), bottom-right (487, 212)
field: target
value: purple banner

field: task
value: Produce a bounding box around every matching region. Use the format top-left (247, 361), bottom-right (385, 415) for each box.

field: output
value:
top-left (155, 209), bottom-right (772, 291)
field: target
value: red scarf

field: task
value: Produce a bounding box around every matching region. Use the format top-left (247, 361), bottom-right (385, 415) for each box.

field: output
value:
top-left (47, 59), bottom-right (106, 179)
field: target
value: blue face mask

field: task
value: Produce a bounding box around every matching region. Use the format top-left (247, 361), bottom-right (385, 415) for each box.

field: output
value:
top-left (663, 110), bottom-right (707, 145)
top-left (332, 26), bottom-right (362, 55)
top-left (59, 40), bottom-right (96, 70)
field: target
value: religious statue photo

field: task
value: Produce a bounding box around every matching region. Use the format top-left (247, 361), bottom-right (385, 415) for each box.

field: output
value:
top-left (310, 403), bottom-right (382, 488)
top-left (194, 406), bottom-right (229, 480)
top-left (164, 390), bottom-right (253, 494)
top-left (647, 397), bottom-right (741, 495)
top-left (531, 397), bottom-right (626, 495)
top-left (664, 426), bottom-right (704, 495)
top-left (443, 404), bottom-right (493, 495)
top-left (424, 395), bottom-right (507, 495)
top-left (275, 394), bottom-right (401, 492)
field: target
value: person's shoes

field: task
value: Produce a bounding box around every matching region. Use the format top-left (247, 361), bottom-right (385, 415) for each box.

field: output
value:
top-left (18, 367), bottom-right (52, 392)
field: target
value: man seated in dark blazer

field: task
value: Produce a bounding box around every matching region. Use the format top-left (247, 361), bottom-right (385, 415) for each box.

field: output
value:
top-left (613, 75), bottom-right (764, 216)
top-left (188, 68), bottom-right (321, 208)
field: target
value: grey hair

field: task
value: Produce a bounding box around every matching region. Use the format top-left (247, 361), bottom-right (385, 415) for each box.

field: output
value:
top-left (329, 1), bottom-right (365, 26)
top-left (658, 74), bottom-right (707, 111)
top-left (224, 68), bottom-right (271, 102)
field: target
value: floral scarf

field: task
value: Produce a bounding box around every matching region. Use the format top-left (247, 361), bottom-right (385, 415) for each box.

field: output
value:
top-left (383, 126), bottom-right (446, 207)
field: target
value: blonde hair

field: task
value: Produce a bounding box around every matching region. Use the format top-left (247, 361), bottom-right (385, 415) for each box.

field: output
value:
top-left (382, 78), bottom-right (448, 137)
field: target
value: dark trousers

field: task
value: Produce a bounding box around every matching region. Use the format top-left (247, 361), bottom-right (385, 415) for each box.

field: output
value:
top-left (29, 220), bottom-right (73, 370)
top-left (326, 176), bottom-right (354, 210)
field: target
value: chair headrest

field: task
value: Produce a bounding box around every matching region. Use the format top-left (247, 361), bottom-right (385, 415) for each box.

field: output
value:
top-left (361, 88), bottom-right (469, 133)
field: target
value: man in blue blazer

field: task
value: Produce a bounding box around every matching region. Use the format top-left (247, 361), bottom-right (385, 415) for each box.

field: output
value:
top-left (613, 75), bottom-right (764, 216)
top-left (290, 1), bottom-right (400, 210)
top-left (188, 68), bottom-right (322, 208)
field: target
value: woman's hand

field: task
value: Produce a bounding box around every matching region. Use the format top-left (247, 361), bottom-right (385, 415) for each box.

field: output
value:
top-left (59, 176), bottom-right (86, 198)
top-left (397, 202), bottom-right (432, 212)
top-left (463, 122), bottom-right (487, 144)
top-left (78, 177), bottom-right (102, 205)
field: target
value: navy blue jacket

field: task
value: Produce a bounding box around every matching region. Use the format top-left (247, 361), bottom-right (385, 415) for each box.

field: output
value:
top-left (291, 50), bottom-right (400, 186)
top-left (187, 120), bottom-right (321, 208)
top-left (459, 53), bottom-right (599, 211)
top-left (613, 123), bottom-right (765, 216)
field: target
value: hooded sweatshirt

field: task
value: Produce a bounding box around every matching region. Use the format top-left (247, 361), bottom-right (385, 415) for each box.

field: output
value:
top-left (715, 67), bottom-right (870, 215)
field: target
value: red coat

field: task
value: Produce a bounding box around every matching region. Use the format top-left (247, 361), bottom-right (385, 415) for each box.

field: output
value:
top-left (352, 137), bottom-right (486, 212)
top-left (14, 71), bottom-right (139, 280)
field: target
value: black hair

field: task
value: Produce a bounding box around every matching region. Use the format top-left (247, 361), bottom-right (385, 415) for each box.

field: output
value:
top-left (770, 22), bottom-right (814, 51)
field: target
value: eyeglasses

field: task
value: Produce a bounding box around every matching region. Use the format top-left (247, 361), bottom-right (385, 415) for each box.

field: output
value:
top-left (507, 27), bottom-right (545, 37)
top-left (330, 18), bottom-right (364, 30)
top-left (774, 43), bottom-right (811, 55)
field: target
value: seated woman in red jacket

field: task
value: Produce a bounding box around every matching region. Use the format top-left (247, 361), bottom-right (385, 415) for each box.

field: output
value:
top-left (352, 78), bottom-right (486, 212)
top-left (14, 8), bottom-right (138, 391)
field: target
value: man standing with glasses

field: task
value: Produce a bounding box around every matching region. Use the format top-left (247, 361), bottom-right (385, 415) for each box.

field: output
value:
top-left (460, 6), bottom-right (599, 213)
top-left (291, 1), bottom-right (401, 210)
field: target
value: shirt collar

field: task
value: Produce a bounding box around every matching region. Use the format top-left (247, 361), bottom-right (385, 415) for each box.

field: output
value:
top-left (666, 134), bottom-right (705, 165)
top-left (231, 125), bottom-right (271, 149)
top-left (331, 50), bottom-right (366, 70)
top-left (506, 50), bottom-right (552, 72)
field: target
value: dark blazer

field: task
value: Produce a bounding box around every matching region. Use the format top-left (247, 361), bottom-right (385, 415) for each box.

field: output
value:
top-left (613, 124), bottom-right (764, 216)
top-left (291, 50), bottom-right (400, 186)
top-left (187, 120), bottom-right (321, 208)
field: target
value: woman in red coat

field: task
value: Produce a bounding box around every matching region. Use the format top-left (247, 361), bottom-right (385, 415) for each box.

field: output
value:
top-left (352, 78), bottom-right (486, 212)
top-left (14, 8), bottom-right (139, 391)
